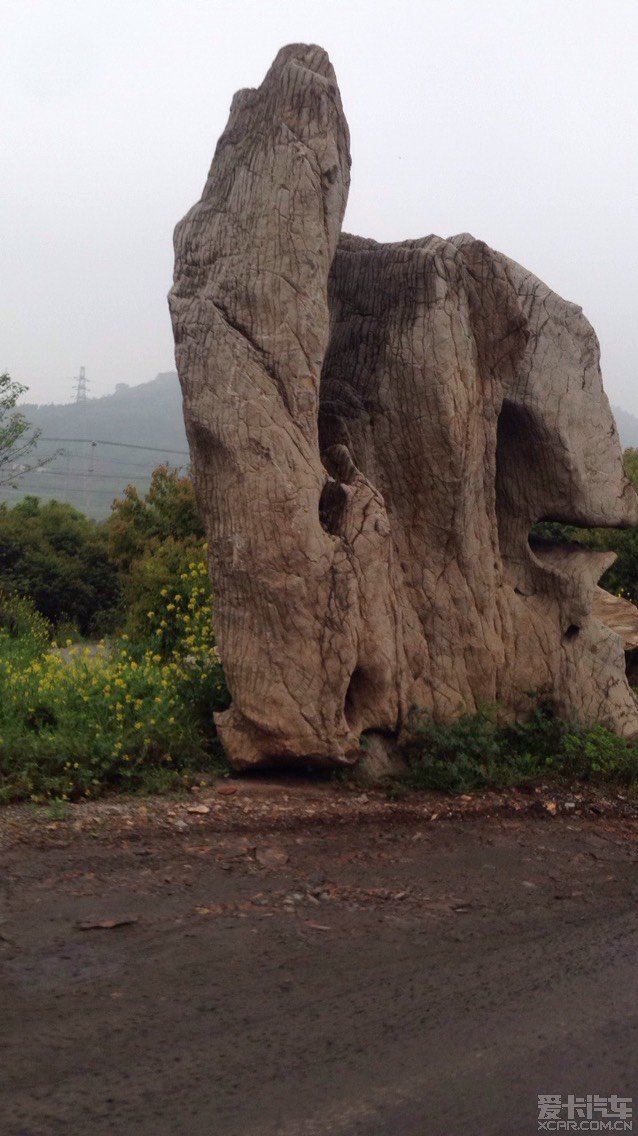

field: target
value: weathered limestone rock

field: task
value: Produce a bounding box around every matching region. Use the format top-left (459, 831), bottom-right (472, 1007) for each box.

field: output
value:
top-left (170, 44), bottom-right (638, 768)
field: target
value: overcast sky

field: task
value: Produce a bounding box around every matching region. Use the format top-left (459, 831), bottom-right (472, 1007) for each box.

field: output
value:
top-left (3, 0), bottom-right (638, 413)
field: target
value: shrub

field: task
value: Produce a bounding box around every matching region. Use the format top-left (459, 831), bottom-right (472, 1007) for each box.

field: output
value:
top-left (0, 552), bottom-right (229, 803)
top-left (403, 703), bottom-right (638, 794)
top-left (138, 551), bottom-right (215, 653)
top-left (0, 588), bottom-right (51, 648)
top-left (0, 497), bottom-right (121, 634)
top-left (108, 466), bottom-right (211, 651)
top-left (108, 465), bottom-right (204, 573)
top-left (0, 461), bottom-right (234, 803)
top-left (533, 448), bottom-right (638, 604)
top-left (123, 537), bottom-right (211, 650)
top-left (0, 636), bottom-right (229, 804)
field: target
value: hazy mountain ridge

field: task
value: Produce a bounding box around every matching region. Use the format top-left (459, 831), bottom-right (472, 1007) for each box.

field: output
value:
top-left (612, 405), bottom-right (638, 449)
top-left (20, 372), bottom-right (188, 452)
top-left (2, 373), bottom-right (188, 519)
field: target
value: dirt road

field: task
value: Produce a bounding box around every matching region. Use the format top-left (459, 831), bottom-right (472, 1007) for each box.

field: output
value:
top-left (2, 783), bottom-right (637, 1135)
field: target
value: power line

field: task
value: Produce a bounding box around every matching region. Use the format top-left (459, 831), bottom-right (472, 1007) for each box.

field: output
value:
top-left (3, 481), bottom-right (141, 495)
top-left (41, 436), bottom-right (190, 456)
top-left (13, 468), bottom-right (154, 482)
top-left (75, 454), bottom-right (172, 471)
top-left (34, 448), bottom-right (181, 471)
top-left (5, 482), bottom-right (142, 497)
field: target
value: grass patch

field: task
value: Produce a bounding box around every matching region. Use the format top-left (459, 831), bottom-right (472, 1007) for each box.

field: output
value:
top-left (403, 704), bottom-right (638, 794)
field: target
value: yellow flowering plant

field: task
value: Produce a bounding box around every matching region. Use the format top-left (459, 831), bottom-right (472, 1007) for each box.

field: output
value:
top-left (0, 559), bottom-right (229, 803)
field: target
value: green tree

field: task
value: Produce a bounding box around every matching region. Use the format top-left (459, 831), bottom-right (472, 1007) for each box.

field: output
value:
top-left (0, 372), bottom-right (54, 486)
top-left (0, 498), bottom-right (121, 634)
top-left (107, 466), bottom-right (208, 639)
top-left (108, 465), bottom-right (203, 572)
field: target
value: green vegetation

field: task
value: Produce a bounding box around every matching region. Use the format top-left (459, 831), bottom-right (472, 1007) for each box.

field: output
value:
top-left (0, 569), bottom-right (228, 804)
top-left (108, 465), bottom-right (208, 642)
top-left (534, 448), bottom-right (638, 604)
top-left (404, 704), bottom-right (638, 794)
top-left (0, 497), bottom-right (122, 635)
top-left (109, 464), bottom-right (204, 570)
top-left (0, 372), bottom-right (52, 487)
top-left (0, 466), bottom-right (229, 804)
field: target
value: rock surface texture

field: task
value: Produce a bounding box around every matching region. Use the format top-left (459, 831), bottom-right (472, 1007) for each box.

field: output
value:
top-left (170, 44), bottom-right (638, 768)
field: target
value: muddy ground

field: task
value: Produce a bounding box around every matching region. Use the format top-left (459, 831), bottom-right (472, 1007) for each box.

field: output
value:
top-left (2, 780), bottom-right (638, 1135)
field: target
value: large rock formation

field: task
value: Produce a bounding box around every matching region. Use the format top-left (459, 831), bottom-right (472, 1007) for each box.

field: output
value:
top-left (169, 44), bottom-right (638, 769)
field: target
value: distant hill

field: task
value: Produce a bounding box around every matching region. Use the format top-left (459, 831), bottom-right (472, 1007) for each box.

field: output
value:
top-left (612, 406), bottom-right (638, 450)
top-left (1, 373), bottom-right (189, 519)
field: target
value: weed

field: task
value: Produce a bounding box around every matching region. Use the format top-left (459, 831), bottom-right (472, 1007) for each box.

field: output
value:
top-left (403, 703), bottom-right (638, 794)
top-left (42, 798), bottom-right (71, 821)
